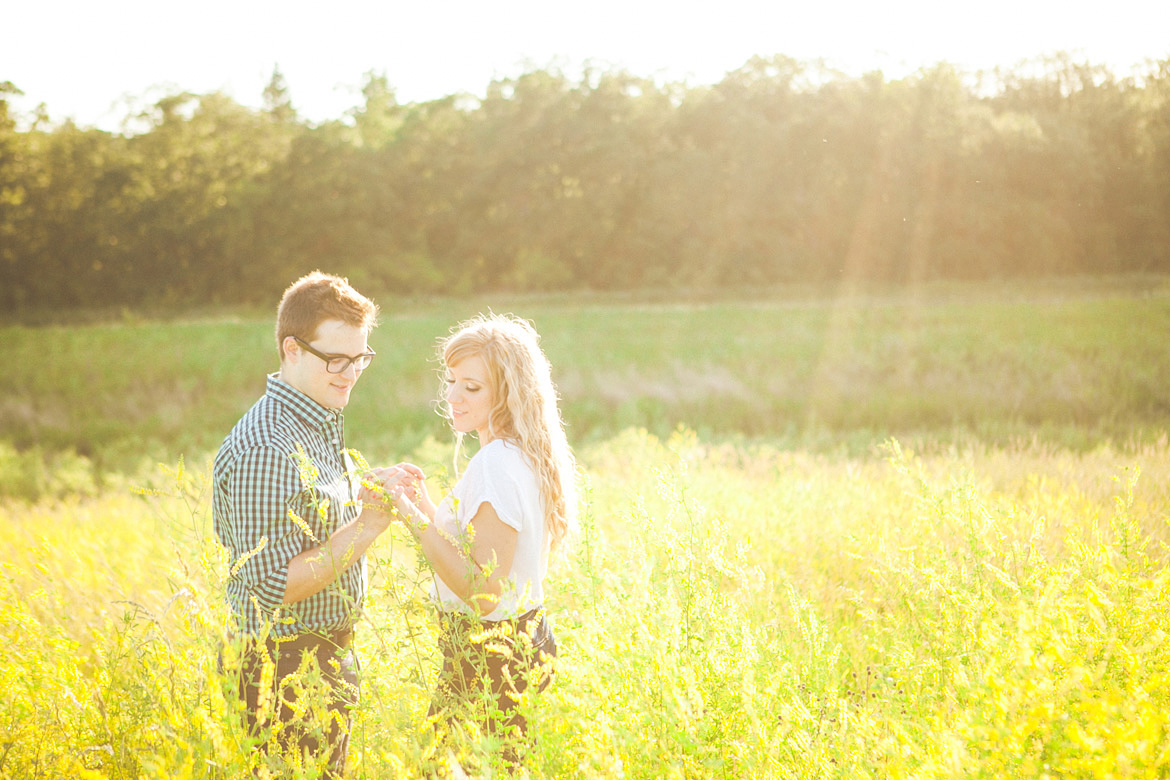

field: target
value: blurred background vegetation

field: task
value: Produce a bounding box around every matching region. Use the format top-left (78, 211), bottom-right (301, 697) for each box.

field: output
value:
top-left (2, 279), bottom-right (1168, 500)
top-left (4, 53), bottom-right (1170, 318)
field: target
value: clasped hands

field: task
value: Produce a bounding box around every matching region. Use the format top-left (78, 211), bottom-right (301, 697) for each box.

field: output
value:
top-left (358, 463), bottom-right (434, 529)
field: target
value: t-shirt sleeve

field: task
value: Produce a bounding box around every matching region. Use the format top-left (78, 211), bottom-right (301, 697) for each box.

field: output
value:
top-left (459, 447), bottom-right (526, 533)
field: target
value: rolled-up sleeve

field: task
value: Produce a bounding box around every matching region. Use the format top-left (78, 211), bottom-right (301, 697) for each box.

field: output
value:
top-left (221, 445), bottom-right (309, 617)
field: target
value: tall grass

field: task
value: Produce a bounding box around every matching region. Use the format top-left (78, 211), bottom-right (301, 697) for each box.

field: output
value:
top-left (3, 278), bottom-right (1170, 776)
top-left (3, 429), bottom-right (1170, 777)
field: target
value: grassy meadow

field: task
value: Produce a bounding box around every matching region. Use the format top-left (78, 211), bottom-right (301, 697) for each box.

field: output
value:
top-left (3, 276), bottom-right (1170, 778)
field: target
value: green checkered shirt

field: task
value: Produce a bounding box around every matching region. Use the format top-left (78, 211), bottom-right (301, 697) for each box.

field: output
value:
top-left (212, 374), bottom-right (365, 638)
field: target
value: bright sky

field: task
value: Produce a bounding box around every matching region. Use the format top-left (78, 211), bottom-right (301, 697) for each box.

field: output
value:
top-left (6, 0), bottom-right (1169, 131)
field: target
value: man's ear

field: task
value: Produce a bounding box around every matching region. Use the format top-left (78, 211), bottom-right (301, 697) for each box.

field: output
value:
top-left (281, 336), bottom-right (299, 364)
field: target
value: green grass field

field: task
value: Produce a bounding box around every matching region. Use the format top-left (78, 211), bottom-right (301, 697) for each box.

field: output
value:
top-left (4, 275), bottom-right (1169, 498)
top-left (3, 276), bottom-right (1170, 777)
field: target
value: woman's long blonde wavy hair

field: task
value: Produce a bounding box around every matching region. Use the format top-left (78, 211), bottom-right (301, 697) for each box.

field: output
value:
top-left (440, 313), bottom-right (578, 556)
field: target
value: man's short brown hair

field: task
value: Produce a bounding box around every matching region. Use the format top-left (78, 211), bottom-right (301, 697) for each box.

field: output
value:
top-left (275, 271), bottom-right (379, 361)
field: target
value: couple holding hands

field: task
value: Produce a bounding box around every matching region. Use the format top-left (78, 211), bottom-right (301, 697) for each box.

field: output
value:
top-left (212, 271), bottom-right (576, 776)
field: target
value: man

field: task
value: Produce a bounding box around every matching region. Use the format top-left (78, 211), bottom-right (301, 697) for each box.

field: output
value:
top-left (213, 271), bottom-right (386, 777)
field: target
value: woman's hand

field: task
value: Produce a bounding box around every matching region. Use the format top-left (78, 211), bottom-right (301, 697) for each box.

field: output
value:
top-left (380, 463), bottom-right (436, 524)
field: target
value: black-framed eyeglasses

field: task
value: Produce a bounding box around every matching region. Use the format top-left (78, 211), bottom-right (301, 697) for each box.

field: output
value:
top-left (293, 337), bottom-right (376, 374)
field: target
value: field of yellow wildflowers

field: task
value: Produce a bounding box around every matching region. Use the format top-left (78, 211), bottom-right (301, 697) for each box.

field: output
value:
top-left (3, 278), bottom-right (1170, 777)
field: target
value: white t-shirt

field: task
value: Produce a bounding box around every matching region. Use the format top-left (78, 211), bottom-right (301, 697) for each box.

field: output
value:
top-left (431, 439), bottom-right (548, 621)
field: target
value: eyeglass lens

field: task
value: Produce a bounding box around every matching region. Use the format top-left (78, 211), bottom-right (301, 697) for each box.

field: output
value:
top-left (326, 354), bottom-right (374, 373)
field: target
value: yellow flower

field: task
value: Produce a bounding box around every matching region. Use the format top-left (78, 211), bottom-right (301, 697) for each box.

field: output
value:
top-left (288, 508), bottom-right (320, 543)
top-left (230, 537), bottom-right (268, 575)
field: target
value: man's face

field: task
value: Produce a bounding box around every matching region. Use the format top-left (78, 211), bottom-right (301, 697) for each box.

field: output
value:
top-left (280, 318), bottom-right (371, 409)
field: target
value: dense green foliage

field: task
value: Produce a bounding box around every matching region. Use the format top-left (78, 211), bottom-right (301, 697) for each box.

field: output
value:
top-left (4, 55), bottom-right (1170, 316)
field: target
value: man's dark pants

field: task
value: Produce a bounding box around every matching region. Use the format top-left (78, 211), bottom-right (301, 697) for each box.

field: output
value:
top-left (232, 630), bottom-right (359, 778)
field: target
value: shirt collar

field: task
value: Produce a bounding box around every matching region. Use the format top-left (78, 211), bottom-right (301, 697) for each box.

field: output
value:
top-left (265, 373), bottom-right (344, 429)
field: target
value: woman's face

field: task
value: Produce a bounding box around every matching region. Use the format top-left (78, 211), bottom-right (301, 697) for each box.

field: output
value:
top-left (445, 354), bottom-right (494, 441)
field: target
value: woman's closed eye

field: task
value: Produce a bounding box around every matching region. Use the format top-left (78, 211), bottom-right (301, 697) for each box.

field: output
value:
top-left (446, 377), bottom-right (482, 393)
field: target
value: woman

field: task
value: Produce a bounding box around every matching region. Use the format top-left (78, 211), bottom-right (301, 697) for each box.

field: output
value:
top-left (368, 313), bottom-right (577, 766)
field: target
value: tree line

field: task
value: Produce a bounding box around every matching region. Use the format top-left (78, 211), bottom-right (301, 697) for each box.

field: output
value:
top-left (3, 54), bottom-right (1169, 313)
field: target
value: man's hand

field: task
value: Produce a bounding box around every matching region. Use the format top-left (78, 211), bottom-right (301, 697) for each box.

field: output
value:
top-left (357, 467), bottom-right (396, 515)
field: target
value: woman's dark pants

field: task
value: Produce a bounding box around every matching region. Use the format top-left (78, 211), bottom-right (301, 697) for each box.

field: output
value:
top-left (429, 608), bottom-right (556, 767)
